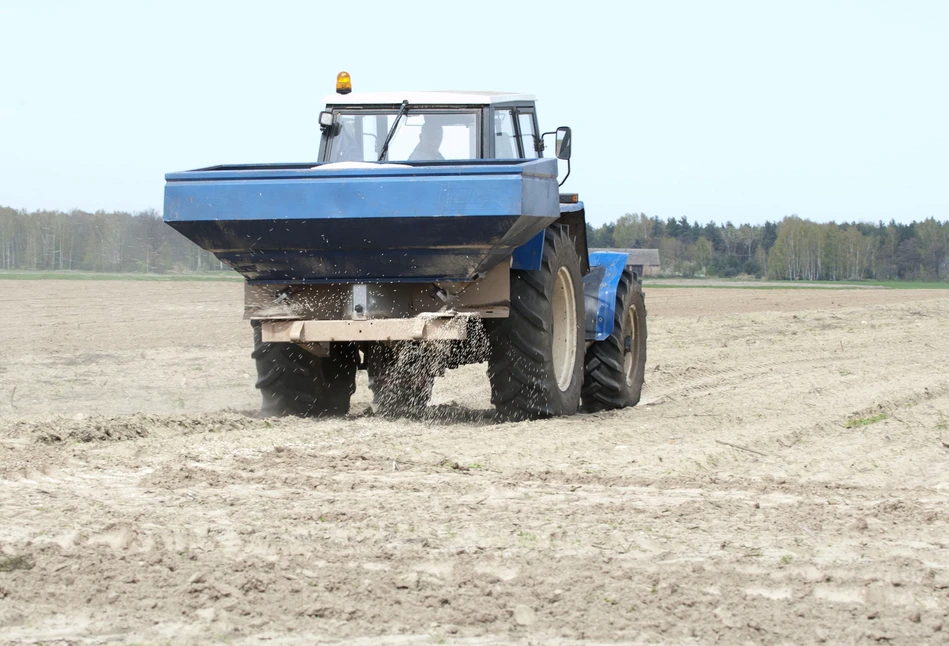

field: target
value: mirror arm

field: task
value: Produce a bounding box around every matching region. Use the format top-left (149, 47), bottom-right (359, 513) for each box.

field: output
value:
top-left (559, 159), bottom-right (571, 187)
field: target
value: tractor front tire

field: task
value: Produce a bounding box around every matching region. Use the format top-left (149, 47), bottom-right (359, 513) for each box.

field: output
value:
top-left (581, 270), bottom-right (647, 411)
top-left (487, 226), bottom-right (584, 421)
top-left (251, 322), bottom-right (358, 417)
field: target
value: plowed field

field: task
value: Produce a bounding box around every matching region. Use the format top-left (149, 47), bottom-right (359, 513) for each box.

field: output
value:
top-left (1, 280), bottom-right (948, 644)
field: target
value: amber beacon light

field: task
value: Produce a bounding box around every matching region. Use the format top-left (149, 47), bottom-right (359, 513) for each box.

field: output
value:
top-left (336, 71), bottom-right (352, 95)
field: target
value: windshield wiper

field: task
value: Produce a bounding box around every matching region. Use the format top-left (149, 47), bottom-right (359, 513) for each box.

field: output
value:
top-left (378, 100), bottom-right (409, 162)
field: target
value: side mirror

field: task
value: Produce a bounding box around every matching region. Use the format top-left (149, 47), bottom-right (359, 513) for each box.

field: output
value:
top-left (555, 126), bottom-right (572, 160)
top-left (540, 126), bottom-right (573, 186)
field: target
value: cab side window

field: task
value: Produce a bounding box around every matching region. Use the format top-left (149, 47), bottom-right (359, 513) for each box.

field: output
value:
top-left (494, 109), bottom-right (518, 159)
top-left (517, 112), bottom-right (539, 158)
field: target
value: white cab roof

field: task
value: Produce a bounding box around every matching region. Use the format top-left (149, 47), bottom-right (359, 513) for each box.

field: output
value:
top-left (323, 91), bottom-right (535, 106)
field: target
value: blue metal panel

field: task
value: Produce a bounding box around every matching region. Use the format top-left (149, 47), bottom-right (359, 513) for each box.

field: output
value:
top-left (511, 230), bottom-right (544, 271)
top-left (163, 175), bottom-right (523, 221)
top-left (511, 199), bottom-right (588, 271)
top-left (163, 158), bottom-right (560, 283)
top-left (584, 251), bottom-right (630, 341)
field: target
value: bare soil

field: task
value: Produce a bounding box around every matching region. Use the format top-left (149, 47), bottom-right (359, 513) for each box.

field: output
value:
top-left (1, 280), bottom-right (948, 645)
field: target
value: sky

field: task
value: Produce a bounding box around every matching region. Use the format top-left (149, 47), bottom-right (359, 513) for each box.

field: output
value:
top-left (1, 0), bottom-right (947, 227)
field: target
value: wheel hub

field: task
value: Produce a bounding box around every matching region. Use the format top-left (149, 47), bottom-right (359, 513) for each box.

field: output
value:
top-left (552, 266), bottom-right (578, 391)
top-left (624, 305), bottom-right (638, 387)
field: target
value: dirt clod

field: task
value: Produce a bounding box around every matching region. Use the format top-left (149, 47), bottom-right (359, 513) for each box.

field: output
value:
top-left (0, 555), bottom-right (34, 573)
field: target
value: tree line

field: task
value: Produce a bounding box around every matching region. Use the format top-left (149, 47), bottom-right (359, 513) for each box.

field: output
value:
top-left (0, 206), bottom-right (224, 273)
top-left (588, 214), bottom-right (948, 281)
top-left (1, 205), bottom-right (946, 281)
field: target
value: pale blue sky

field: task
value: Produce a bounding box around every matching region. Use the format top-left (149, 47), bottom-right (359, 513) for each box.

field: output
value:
top-left (1, 0), bottom-right (946, 226)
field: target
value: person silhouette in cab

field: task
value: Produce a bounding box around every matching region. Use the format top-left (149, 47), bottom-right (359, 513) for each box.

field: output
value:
top-left (409, 122), bottom-right (444, 161)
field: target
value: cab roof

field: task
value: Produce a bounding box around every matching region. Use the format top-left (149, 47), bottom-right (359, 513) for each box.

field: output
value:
top-left (323, 91), bottom-right (536, 106)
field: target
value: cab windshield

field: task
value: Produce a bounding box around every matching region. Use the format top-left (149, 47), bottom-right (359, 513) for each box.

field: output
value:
top-left (325, 110), bottom-right (480, 162)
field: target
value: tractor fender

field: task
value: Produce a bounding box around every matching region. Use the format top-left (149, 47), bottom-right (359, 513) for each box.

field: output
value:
top-left (583, 251), bottom-right (634, 341)
top-left (512, 201), bottom-right (588, 272)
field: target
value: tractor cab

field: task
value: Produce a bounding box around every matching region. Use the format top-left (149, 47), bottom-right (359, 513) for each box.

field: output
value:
top-left (318, 92), bottom-right (541, 163)
top-left (317, 73), bottom-right (570, 165)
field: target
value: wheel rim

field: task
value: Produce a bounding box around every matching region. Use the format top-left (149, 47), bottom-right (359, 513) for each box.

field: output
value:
top-left (551, 266), bottom-right (578, 391)
top-left (623, 304), bottom-right (638, 386)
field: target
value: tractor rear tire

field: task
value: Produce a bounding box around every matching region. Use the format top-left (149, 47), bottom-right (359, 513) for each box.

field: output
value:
top-left (581, 270), bottom-right (647, 411)
top-left (251, 322), bottom-right (358, 417)
top-left (367, 342), bottom-right (437, 418)
top-left (487, 225), bottom-right (584, 421)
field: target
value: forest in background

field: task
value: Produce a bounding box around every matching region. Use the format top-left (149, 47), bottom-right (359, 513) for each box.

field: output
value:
top-left (589, 213), bottom-right (947, 281)
top-left (0, 206), bottom-right (222, 274)
top-left (1, 206), bottom-right (947, 281)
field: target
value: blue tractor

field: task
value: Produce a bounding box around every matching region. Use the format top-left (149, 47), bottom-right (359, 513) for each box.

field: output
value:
top-left (164, 74), bottom-right (646, 420)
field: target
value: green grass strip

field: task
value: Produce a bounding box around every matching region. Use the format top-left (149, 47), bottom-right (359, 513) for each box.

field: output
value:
top-left (0, 270), bottom-right (243, 282)
top-left (845, 412), bottom-right (889, 429)
top-left (643, 279), bottom-right (949, 290)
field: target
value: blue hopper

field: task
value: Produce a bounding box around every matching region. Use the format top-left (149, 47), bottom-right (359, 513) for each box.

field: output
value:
top-left (163, 158), bottom-right (560, 284)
